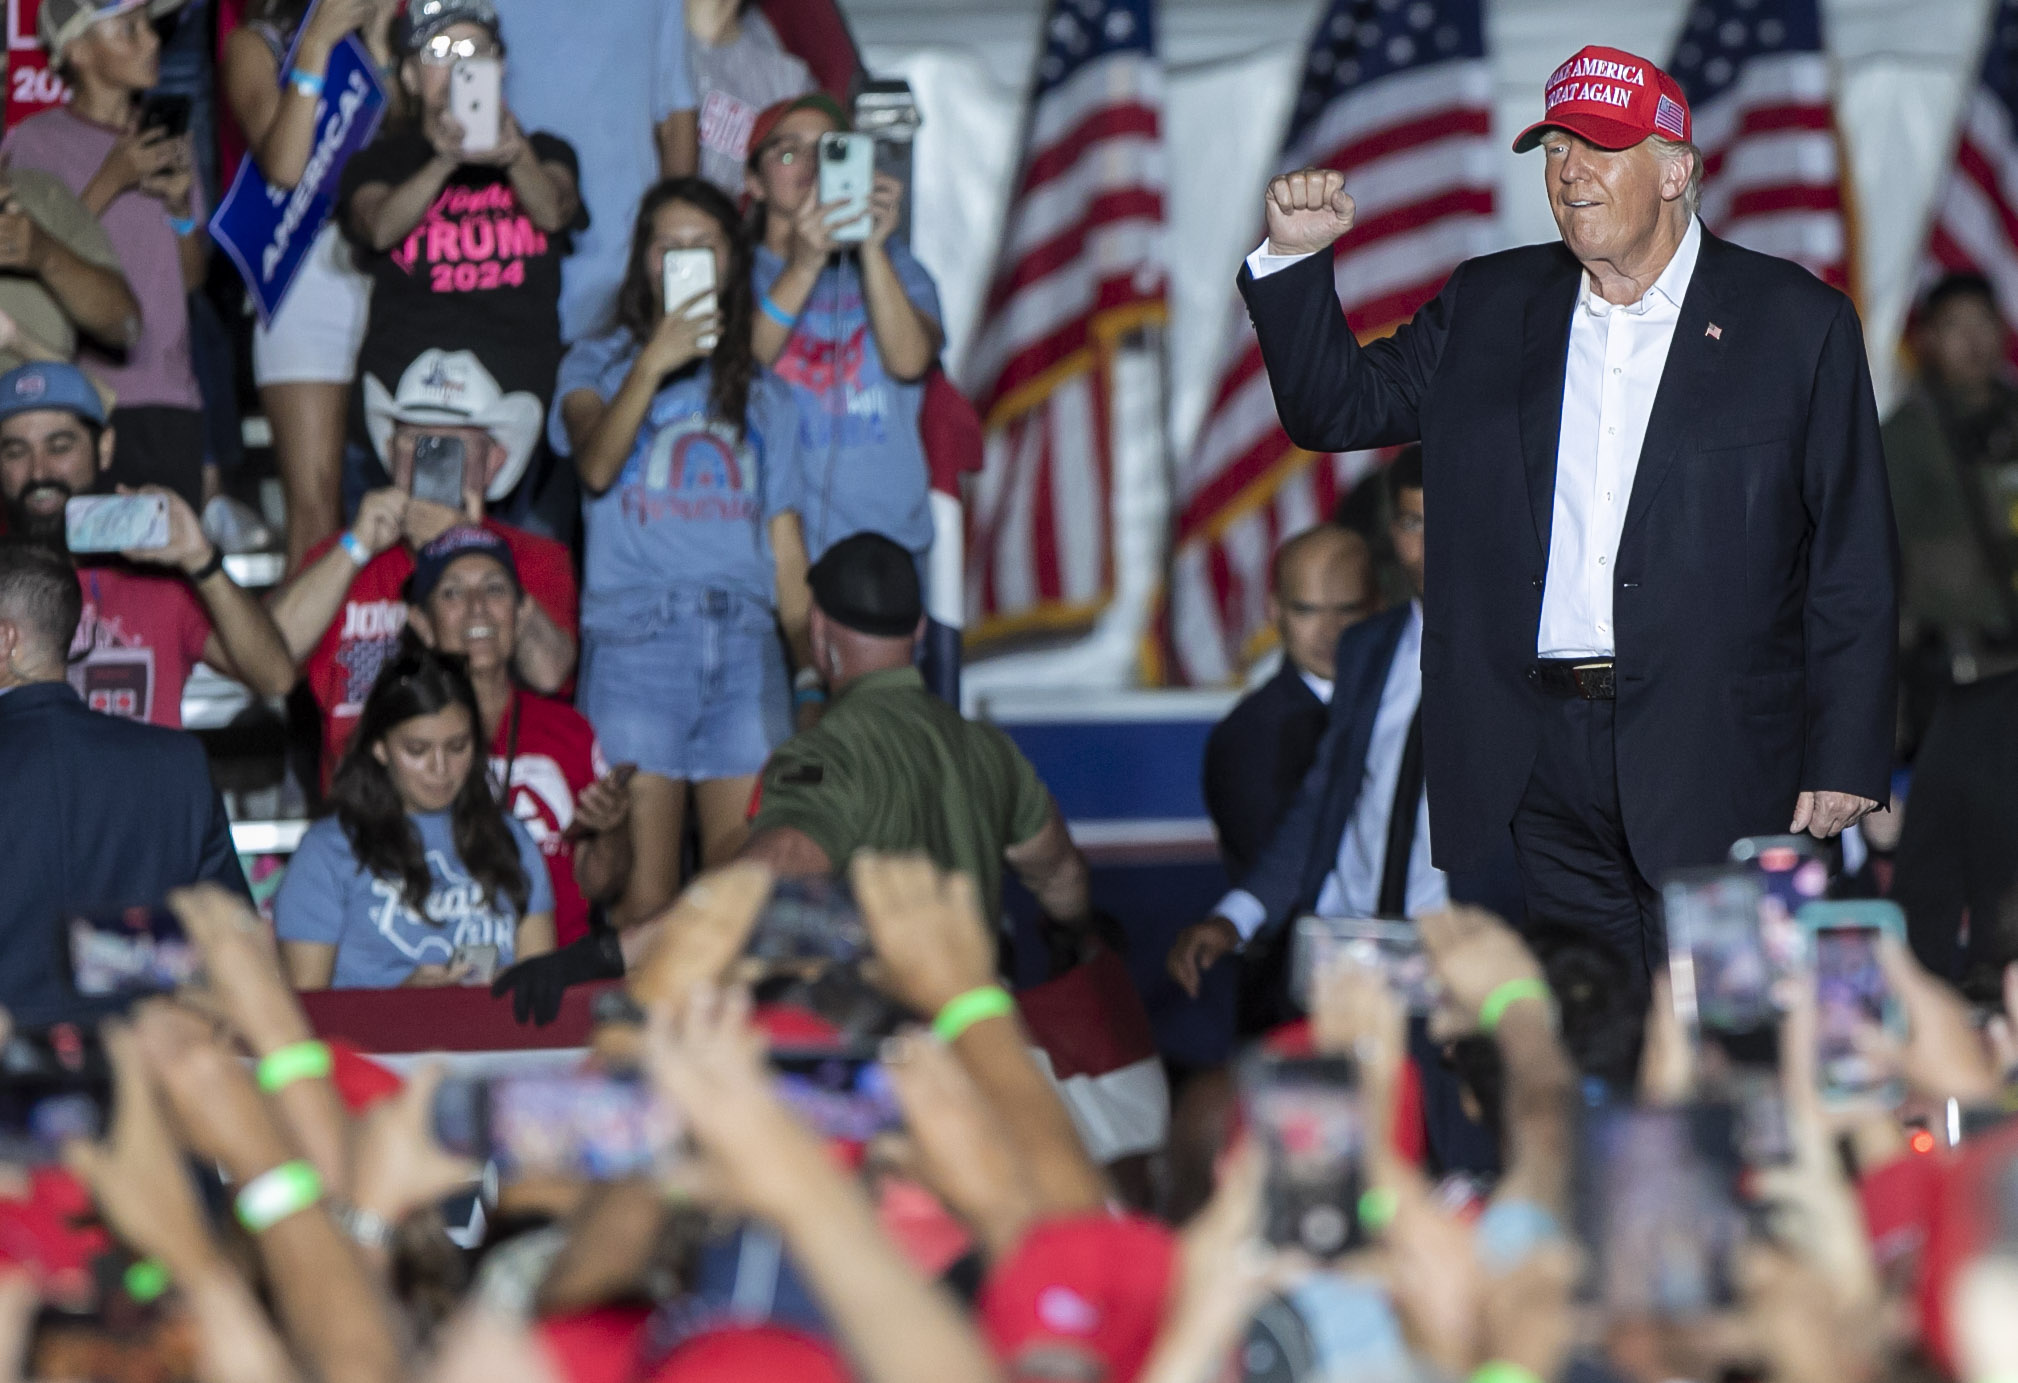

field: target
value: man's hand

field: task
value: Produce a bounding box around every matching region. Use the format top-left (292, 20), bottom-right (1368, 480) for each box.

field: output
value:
top-left (92, 127), bottom-right (182, 202)
top-left (120, 485), bottom-right (214, 575)
top-left (131, 1001), bottom-right (296, 1184)
top-left (1789, 791), bottom-right (1877, 839)
top-left (1165, 917), bottom-right (1238, 999)
top-left (625, 860), bottom-right (774, 1010)
top-left (169, 884), bottom-right (304, 1055)
top-left (401, 495), bottom-right (463, 549)
top-left (849, 853), bottom-right (997, 1018)
top-left (349, 488), bottom-right (407, 559)
top-left (1264, 168), bottom-right (1356, 257)
top-left (350, 1062), bottom-right (480, 1227)
top-left (1417, 905), bottom-right (1544, 1039)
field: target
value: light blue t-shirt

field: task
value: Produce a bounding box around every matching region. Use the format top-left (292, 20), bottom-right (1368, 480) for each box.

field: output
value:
top-left (557, 331), bottom-right (806, 626)
top-left (274, 812), bottom-right (553, 989)
top-left (491, 0), bottom-right (696, 342)
top-left (753, 242), bottom-right (942, 559)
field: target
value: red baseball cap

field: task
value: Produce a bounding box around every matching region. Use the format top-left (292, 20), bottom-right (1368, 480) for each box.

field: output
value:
top-left (649, 1325), bottom-right (850, 1383)
top-left (1512, 45), bottom-right (1691, 153)
top-left (979, 1214), bottom-right (1176, 1383)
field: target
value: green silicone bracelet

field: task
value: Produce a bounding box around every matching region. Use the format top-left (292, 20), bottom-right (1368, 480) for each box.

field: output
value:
top-left (1479, 977), bottom-right (1552, 1034)
top-left (123, 1258), bottom-right (170, 1303)
top-left (235, 1161), bottom-right (324, 1233)
top-left (1357, 1185), bottom-right (1399, 1234)
top-left (256, 1040), bottom-right (333, 1093)
top-left (1470, 1364), bottom-right (1545, 1383)
top-left (932, 985), bottom-right (1015, 1044)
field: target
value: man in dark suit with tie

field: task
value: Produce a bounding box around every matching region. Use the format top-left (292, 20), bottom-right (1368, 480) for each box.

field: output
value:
top-left (1222, 45), bottom-right (1897, 982)
top-left (1202, 523), bottom-right (1375, 881)
top-left (0, 540), bottom-right (246, 1027)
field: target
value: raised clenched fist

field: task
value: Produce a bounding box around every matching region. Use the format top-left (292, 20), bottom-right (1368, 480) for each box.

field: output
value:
top-left (1264, 167), bottom-right (1356, 257)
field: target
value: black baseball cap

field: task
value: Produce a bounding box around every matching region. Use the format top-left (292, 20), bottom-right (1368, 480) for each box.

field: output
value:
top-left (807, 533), bottom-right (921, 638)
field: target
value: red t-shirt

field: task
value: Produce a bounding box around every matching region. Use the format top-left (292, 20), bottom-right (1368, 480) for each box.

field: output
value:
top-left (493, 689), bottom-right (607, 947)
top-left (302, 520), bottom-right (578, 782)
top-left (68, 564), bottom-right (211, 727)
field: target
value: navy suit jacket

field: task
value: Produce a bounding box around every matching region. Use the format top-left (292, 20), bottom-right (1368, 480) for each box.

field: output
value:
top-left (1239, 231), bottom-right (1898, 884)
top-left (0, 682), bottom-right (245, 1025)
top-left (1203, 661), bottom-right (1328, 879)
top-left (1235, 605), bottom-right (1523, 945)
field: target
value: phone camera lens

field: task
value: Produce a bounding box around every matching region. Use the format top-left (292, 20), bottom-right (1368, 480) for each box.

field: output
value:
top-left (824, 141), bottom-right (847, 162)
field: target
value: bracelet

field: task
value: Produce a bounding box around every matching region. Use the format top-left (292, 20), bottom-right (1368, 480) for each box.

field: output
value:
top-left (792, 665), bottom-right (823, 692)
top-left (932, 985), bottom-right (1015, 1044)
top-left (186, 544), bottom-right (225, 583)
top-left (1356, 1185), bottom-right (1399, 1235)
top-left (235, 1160), bottom-right (324, 1233)
top-left (338, 530), bottom-right (371, 567)
top-left (335, 1200), bottom-right (394, 1251)
top-left (758, 291), bottom-right (798, 331)
top-left (123, 1258), bottom-right (170, 1303)
top-left (169, 214), bottom-right (199, 237)
top-left (286, 66), bottom-right (325, 99)
top-left (793, 686), bottom-right (827, 707)
top-left (256, 1039), bottom-right (332, 1093)
top-left (1479, 977), bottom-right (1552, 1034)
top-left (1470, 1365), bottom-right (1545, 1383)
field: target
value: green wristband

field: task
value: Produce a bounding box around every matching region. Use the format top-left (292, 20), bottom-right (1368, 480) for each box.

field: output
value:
top-left (1471, 1364), bottom-right (1545, 1383)
top-left (256, 1040), bottom-right (333, 1093)
top-left (1357, 1185), bottom-right (1399, 1235)
top-left (1479, 977), bottom-right (1551, 1034)
top-left (123, 1258), bottom-right (170, 1303)
top-left (932, 985), bottom-right (1015, 1044)
top-left (235, 1161), bottom-right (324, 1233)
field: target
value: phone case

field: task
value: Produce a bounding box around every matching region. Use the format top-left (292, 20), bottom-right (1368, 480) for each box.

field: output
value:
top-left (661, 248), bottom-right (718, 350)
top-left (452, 59), bottom-right (503, 154)
top-left (64, 494), bottom-right (169, 553)
top-left (1291, 916), bottom-right (1438, 1013)
top-left (818, 133), bottom-right (875, 244)
top-left (409, 436), bottom-right (467, 507)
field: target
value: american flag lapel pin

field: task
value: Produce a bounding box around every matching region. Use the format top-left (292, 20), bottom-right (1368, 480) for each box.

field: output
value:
top-left (1706, 322), bottom-right (1723, 340)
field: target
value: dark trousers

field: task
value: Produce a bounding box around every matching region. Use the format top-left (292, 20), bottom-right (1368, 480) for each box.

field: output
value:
top-left (1510, 697), bottom-right (1663, 989)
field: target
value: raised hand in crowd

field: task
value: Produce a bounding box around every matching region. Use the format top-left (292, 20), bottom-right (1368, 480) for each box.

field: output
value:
top-left (1263, 167), bottom-right (1356, 256)
top-left (348, 1062), bottom-right (480, 1263)
top-left (880, 1027), bottom-right (1040, 1261)
top-left (864, 170), bottom-right (905, 250)
top-left (634, 289), bottom-right (723, 382)
top-left (81, 126), bottom-right (183, 216)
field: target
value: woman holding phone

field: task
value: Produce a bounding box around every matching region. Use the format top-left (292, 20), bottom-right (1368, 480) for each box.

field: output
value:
top-left (220, 0), bottom-right (399, 572)
top-left (552, 176), bottom-right (811, 920)
top-left (275, 639), bottom-right (555, 990)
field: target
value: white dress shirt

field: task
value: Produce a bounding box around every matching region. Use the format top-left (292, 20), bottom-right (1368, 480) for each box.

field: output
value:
top-left (1218, 602), bottom-right (1449, 941)
top-left (1298, 669), bottom-right (1335, 705)
top-left (1537, 216), bottom-right (1702, 657)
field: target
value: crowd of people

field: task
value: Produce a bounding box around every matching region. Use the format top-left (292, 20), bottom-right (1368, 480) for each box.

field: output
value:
top-left (4, 6), bottom-right (2018, 1383)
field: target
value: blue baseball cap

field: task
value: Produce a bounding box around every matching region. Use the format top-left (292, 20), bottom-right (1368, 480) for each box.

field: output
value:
top-left (0, 363), bottom-right (106, 428)
top-left (403, 525), bottom-right (520, 607)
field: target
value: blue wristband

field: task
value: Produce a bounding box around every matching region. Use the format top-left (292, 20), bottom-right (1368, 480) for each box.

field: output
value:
top-left (758, 292), bottom-right (798, 331)
top-left (338, 531), bottom-right (370, 567)
top-left (286, 66), bottom-right (325, 99)
top-left (793, 686), bottom-right (827, 707)
top-left (169, 215), bottom-right (198, 237)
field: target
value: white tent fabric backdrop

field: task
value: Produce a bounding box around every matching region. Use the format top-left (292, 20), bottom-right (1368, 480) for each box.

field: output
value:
top-left (845, 0), bottom-right (1994, 692)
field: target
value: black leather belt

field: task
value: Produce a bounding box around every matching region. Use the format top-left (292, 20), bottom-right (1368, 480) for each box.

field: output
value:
top-left (1530, 658), bottom-right (1616, 700)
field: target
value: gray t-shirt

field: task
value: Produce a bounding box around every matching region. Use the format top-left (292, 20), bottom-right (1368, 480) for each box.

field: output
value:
top-left (275, 811), bottom-right (553, 988)
top-left (690, 11), bottom-right (812, 197)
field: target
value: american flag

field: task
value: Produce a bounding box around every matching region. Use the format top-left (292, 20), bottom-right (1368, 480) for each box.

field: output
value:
top-left (963, 0), bottom-right (1166, 647)
top-left (1164, 0), bottom-right (1494, 686)
top-left (1668, 0), bottom-right (1849, 291)
top-left (1923, 0), bottom-right (2018, 362)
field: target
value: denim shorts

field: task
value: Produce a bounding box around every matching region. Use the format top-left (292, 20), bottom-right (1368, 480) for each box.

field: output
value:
top-left (577, 588), bottom-right (791, 783)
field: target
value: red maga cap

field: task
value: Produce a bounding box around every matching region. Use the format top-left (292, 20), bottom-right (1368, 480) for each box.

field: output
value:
top-left (1512, 45), bottom-right (1691, 153)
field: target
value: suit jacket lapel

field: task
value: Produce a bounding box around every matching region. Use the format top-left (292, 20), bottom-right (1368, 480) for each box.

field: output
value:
top-left (1620, 231), bottom-right (1735, 545)
top-left (1519, 248), bottom-right (1582, 560)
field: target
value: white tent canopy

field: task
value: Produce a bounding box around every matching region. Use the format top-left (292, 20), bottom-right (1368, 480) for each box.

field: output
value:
top-left (847, 0), bottom-right (1994, 690)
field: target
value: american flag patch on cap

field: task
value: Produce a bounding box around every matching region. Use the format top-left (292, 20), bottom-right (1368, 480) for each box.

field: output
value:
top-left (1655, 93), bottom-right (1687, 138)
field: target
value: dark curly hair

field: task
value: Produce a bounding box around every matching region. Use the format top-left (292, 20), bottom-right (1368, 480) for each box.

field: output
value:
top-left (613, 177), bottom-right (756, 441)
top-left (325, 637), bottom-right (528, 919)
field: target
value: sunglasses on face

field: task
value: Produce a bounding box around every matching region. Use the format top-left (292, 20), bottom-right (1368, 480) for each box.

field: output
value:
top-left (418, 34), bottom-right (498, 64)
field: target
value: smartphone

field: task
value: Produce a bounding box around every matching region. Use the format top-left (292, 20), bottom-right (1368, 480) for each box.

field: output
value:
top-left (771, 1049), bottom-right (899, 1142)
top-left (1576, 1101), bottom-right (1745, 1316)
top-left (450, 944), bottom-right (499, 987)
top-left (1241, 1054), bottom-right (1366, 1259)
top-left (409, 433), bottom-right (468, 507)
top-left (64, 494), bottom-right (168, 553)
top-left (431, 1073), bottom-right (676, 1180)
top-left (450, 58), bottom-right (503, 155)
top-left (744, 877), bottom-right (870, 967)
top-left (1729, 835), bottom-right (1831, 939)
top-left (137, 93), bottom-right (191, 140)
top-left (1802, 900), bottom-right (1908, 1106)
top-left (817, 132), bottom-right (875, 244)
top-left (1663, 867), bottom-right (1782, 1063)
top-left (61, 906), bottom-right (200, 999)
top-left (1291, 916), bottom-right (1438, 1015)
top-left (661, 247), bottom-right (718, 352)
top-left (0, 1050), bottom-right (110, 1167)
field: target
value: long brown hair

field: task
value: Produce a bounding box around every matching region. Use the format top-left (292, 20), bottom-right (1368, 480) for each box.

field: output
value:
top-left (613, 178), bottom-right (757, 441)
top-left (326, 637), bottom-right (529, 918)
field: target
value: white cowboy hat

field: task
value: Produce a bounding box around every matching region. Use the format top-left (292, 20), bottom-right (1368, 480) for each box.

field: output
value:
top-left (362, 349), bottom-right (543, 502)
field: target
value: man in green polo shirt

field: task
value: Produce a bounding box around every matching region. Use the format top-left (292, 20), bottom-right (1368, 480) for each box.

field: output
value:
top-left (742, 532), bottom-right (1091, 932)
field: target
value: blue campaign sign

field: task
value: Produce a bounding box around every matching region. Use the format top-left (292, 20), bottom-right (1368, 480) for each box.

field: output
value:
top-left (208, 34), bottom-right (386, 322)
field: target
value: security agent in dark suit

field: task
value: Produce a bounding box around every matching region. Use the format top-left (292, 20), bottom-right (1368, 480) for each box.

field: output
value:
top-left (0, 540), bottom-right (246, 1027)
top-left (1202, 523), bottom-right (1375, 880)
top-left (1234, 44), bottom-right (1897, 983)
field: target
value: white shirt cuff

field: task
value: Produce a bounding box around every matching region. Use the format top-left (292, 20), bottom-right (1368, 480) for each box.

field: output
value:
top-left (1215, 889), bottom-right (1269, 943)
top-left (1245, 240), bottom-right (1317, 280)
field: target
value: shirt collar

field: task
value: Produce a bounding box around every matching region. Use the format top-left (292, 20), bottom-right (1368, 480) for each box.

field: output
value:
top-left (1578, 214), bottom-right (1702, 319)
top-left (833, 665), bottom-right (925, 705)
top-left (1297, 668), bottom-right (1335, 705)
